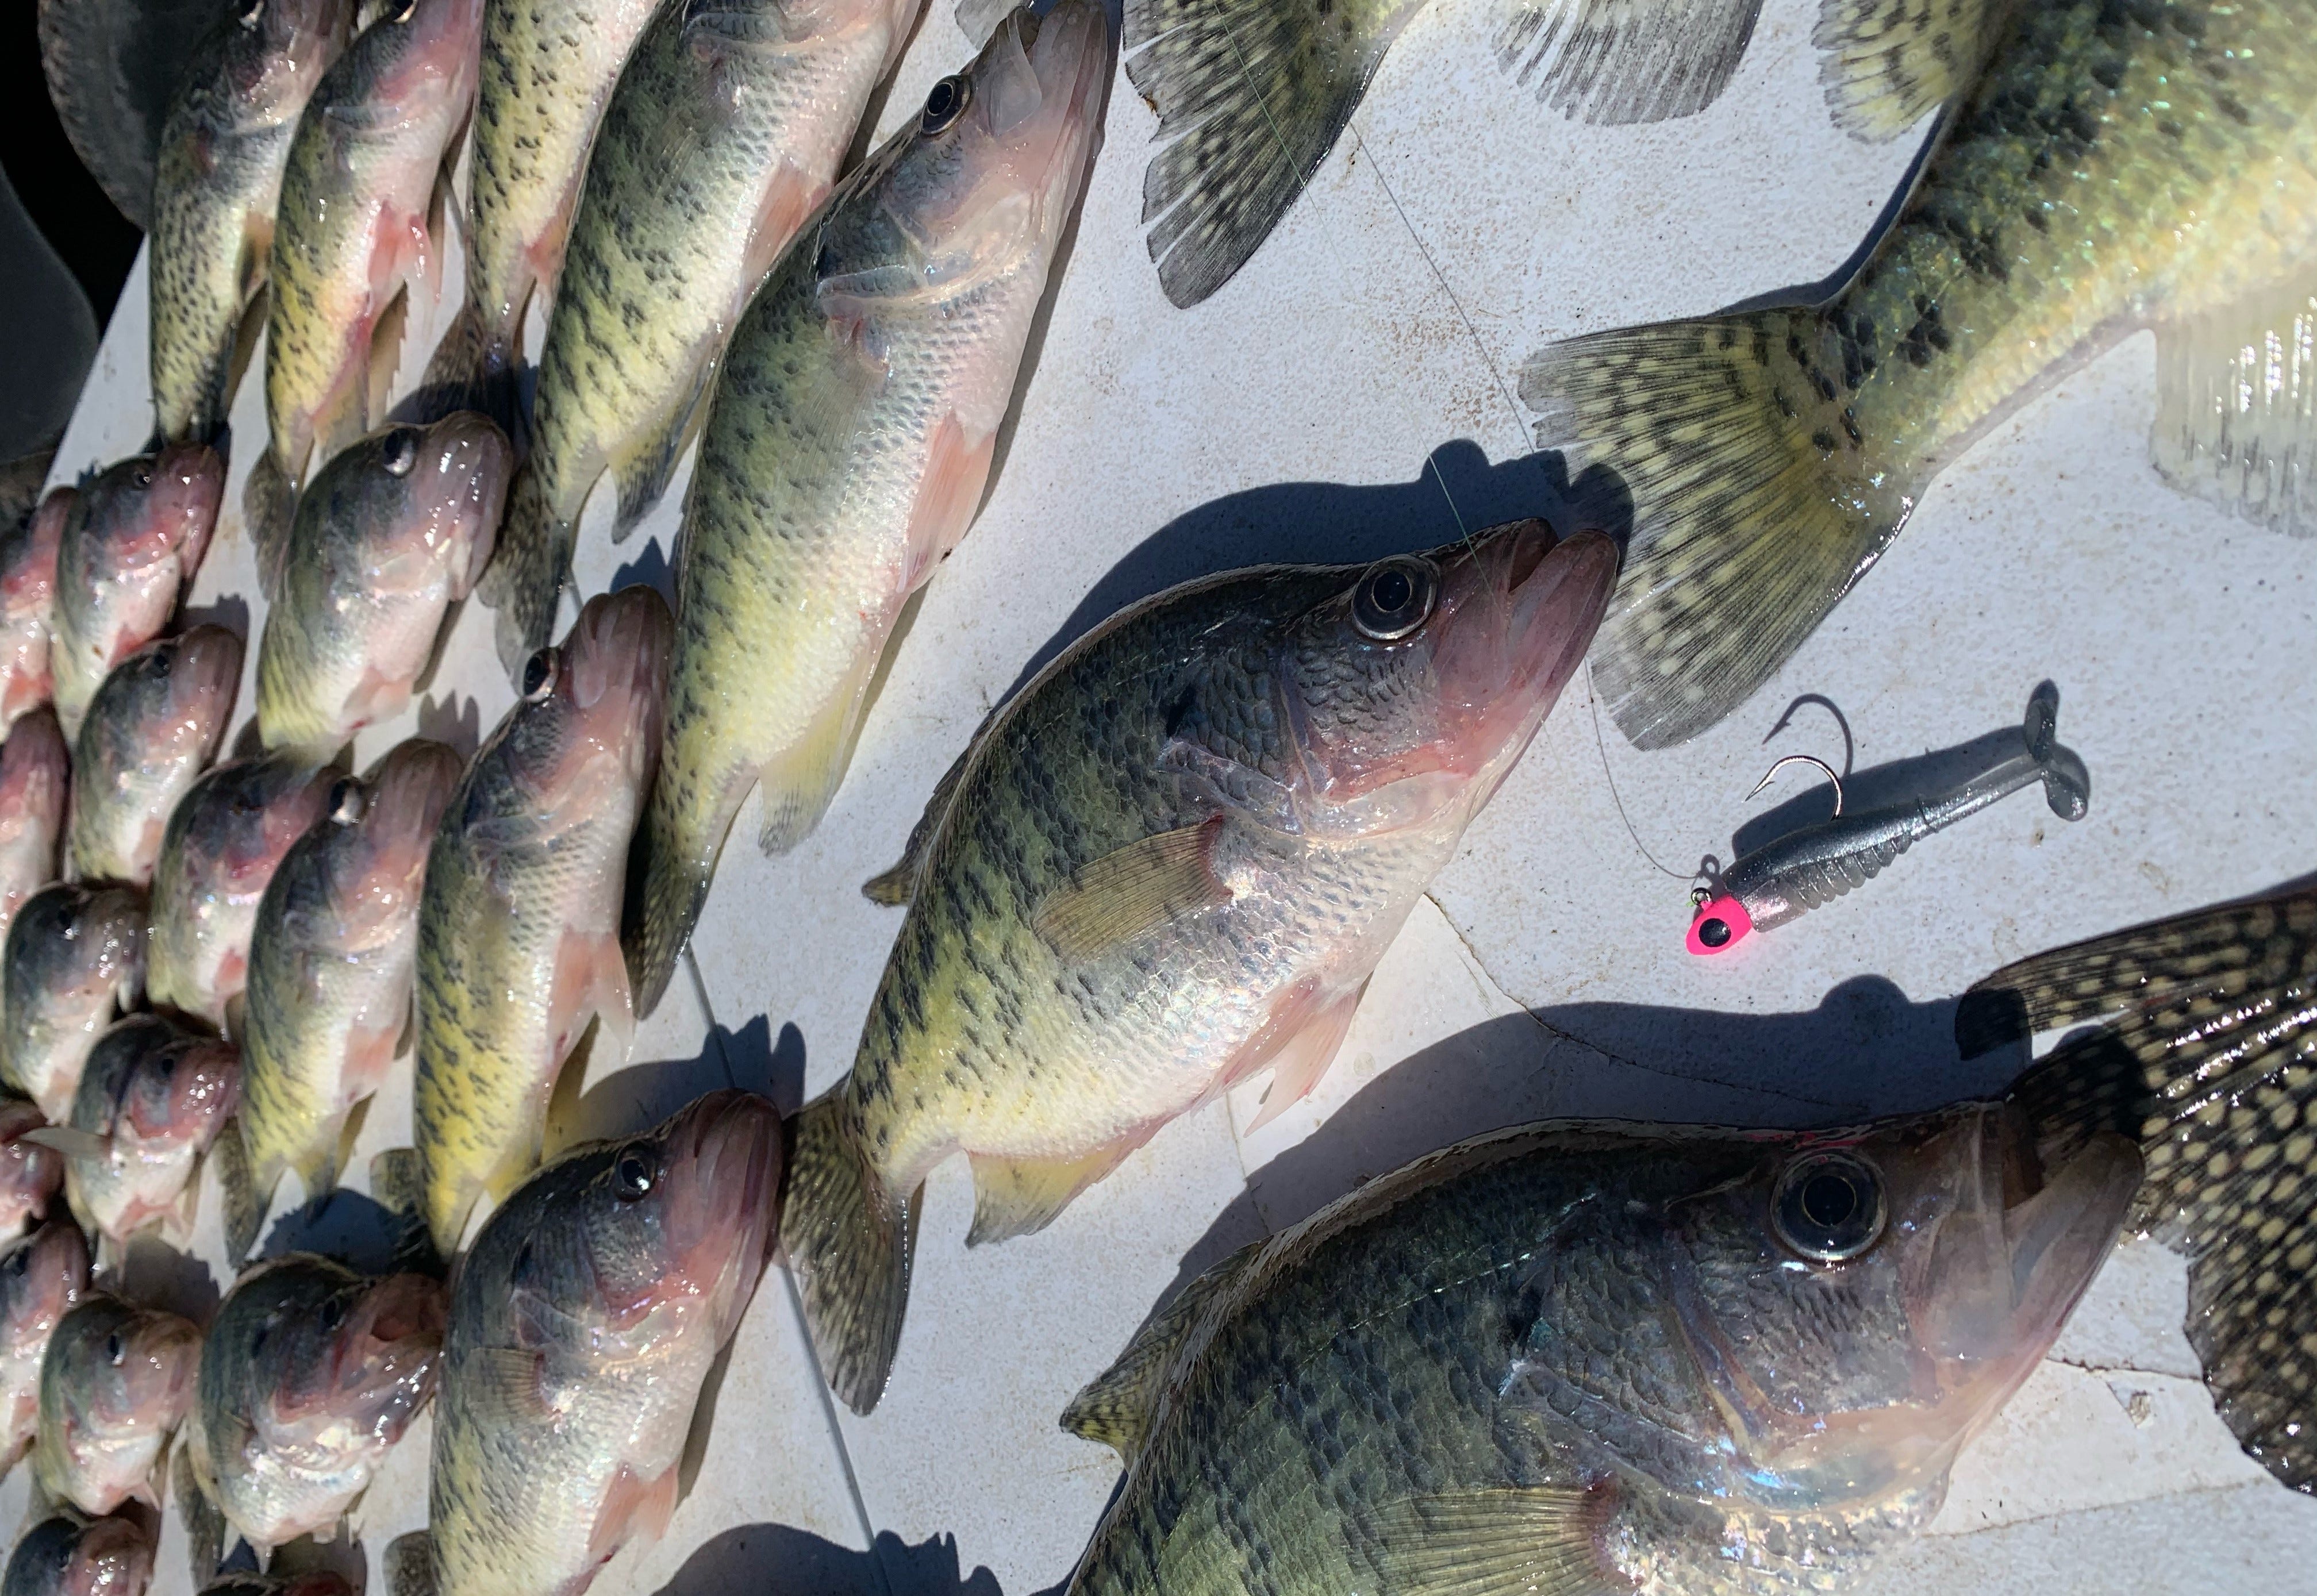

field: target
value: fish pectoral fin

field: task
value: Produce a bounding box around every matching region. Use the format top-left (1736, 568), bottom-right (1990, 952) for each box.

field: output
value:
top-left (384, 1532), bottom-right (437, 1596)
top-left (965, 1131), bottom-right (1158, 1247)
top-left (175, 1443), bottom-right (226, 1586)
top-left (550, 927), bottom-right (636, 1069)
top-left (1060, 1235), bottom-right (1263, 1462)
top-left (463, 1346), bottom-right (557, 1425)
top-left (1031, 818), bottom-right (1232, 964)
top-left (587, 1460), bottom-right (681, 1567)
top-left (1496, 0), bottom-right (1763, 127)
top-left (2151, 275), bottom-right (2317, 538)
top-left (1810, 0), bottom-right (2014, 140)
top-left (903, 413), bottom-right (998, 587)
top-left (1352, 1487), bottom-right (1625, 1596)
top-left (1124, 0), bottom-right (1398, 307)
top-left (20, 1126), bottom-right (108, 1160)
top-left (1243, 976), bottom-right (1369, 1134)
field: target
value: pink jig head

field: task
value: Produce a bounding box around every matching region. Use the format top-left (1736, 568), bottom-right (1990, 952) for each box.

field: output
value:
top-left (1686, 892), bottom-right (1753, 956)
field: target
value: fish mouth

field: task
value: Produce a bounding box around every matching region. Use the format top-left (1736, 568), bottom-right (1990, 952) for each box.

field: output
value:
top-left (999, 0), bottom-right (1111, 237)
top-left (659, 1090), bottom-right (782, 1305)
top-left (165, 626), bottom-right (248, 710)
top-left (148, 443), bottom-right (225, 572)
top-left (424, 417), bottom-right (513, 590)
top-left (563, 588), bottom-right (672, 724)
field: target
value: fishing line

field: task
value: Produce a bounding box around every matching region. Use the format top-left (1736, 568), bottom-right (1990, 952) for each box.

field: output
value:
top-left (1587, 668), bottom-right (1694, 882)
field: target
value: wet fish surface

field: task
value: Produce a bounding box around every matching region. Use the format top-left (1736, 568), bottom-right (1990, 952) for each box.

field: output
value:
top-left (249, 0), bottom-right (485, 540)
top-left (54, 1014), bottom-right (241, 1248)
top-left (414, 1089), bottom-right (778, 1596)
top-left (420, 0), bottom-right (664, 428)
top-left (1525, 0), bottom-right (2317, 748)
top-left (147, 752), bottom-right (339, 1030)
top-left (0, 885), bottom-right (148, 1125)
top-left (65, 626), bottom-right (243, 890)
top-left (781, 522), bottom-right (1617, 1410)
top-left (0, 711), bottom-right (71, 948)
top-left (1059, 885), bottom-right (2317, 1595)
top-left (254, 415), bottom-right (510, 751)
top-left (49, 448), bottom-right (224, 743)
top-left (148, 0), bottom-right (355, 445)
top-left (1, 490), bottom-right (69, 735)
top-left (0, 1510), bottom-right (152, 1596)
top-left (0, 1102), bottom-right (67, 1245)
top-left (0, 1222), bottom-right (89, 1476)
top-left (413, 586), bottom-right (669, 1255)
top-left (476, 0), bottom-right (927, 671)
top-left (232, 739), bottom-right (462, 1262)
top-left (187, 1254), bottom-right (445, 1554)
top-left (623, 0), bottom-right (1112, 1013)
top-left (33, 1291), bottom-right (200, 1515)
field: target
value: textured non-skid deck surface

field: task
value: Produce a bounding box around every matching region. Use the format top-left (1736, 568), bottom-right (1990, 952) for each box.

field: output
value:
top-left (14, 0), bottom-right (2317, 1589)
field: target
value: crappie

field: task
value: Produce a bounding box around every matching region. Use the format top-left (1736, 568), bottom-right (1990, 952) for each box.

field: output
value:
top-left (1060, 887), bottom-right (2317, 1595)
top-left (248, 0), bottom-right (485, 540)
top-left (476, 0), bottom-right (927, 672)
top-left (0, 1101), bottom-right (67, 1244)
top-left (413, 586), bottom-right (670, 1255)
top-left (33, 1293), bottom-right (199, 1514)
top-left (35, 0), bottom-right (228, 229)
top-left (188, 1255), bottom-right (445, 1553)
top-left (0, 1512), bottom-right (152, 1596)
top-left (0, 1222), bottom-right (90, 1475)
top-left (233, 740), bottom-right (462, 1262)
top-left (1524, 0), bottom-right (2317, 747)
top-left (148, 0), bottom-right (355, 445)
top-left (0, 710), bottom-right (70, 948)
top-left (147, 752), bottom-right (338, 1030)
top-left (1, 490), bottom-right (68, 734)
top-left (254, 415), bottom-right (510, 751)
top-left (417, 1090), bottom-right (778, 1596)
top-left (66, 626), bottom-right (243, 889)
top-left (0, 885), bottom-right (147, 1124)
top-left (623, 0), bottom-right (1110, 1012)
top-left (52, 1014), bottom-right (240, 1247)
top-left (49, 447), bottom-right (224, 743)
top-left (420, 0), bottom-right (663, 428)
top-left (783, 522), bottom-right (1617, 1410)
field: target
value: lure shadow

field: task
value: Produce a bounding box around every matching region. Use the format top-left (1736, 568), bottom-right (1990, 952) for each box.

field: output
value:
top-left (1002, 440), bottom-right (1635, 700)
top-left (655, 1526), bottom-right (1005, 1596)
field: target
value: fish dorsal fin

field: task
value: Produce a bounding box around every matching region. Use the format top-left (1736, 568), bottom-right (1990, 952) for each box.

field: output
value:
top-left (862, 722), bottom-right (989, 907)
top-left (1060, 1237), bottom-right (1261, 1462)
top-left (1031, 819), bottom-right (1231, 964)
top-left (1497, 0), bottom-right (1766, 128)
top-left (2151, 276), bottom-right (2317, 538)
top-left (1350, 1487), bottom-right (1625, 1596)
top-left (1811, 0), bottom-right (2018, 141)
top-left (1992, 887), bottom-right (2317, 1491)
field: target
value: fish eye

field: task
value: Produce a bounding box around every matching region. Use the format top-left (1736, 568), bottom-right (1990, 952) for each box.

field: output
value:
top-left (381, 429), bottom-right (421, 478)
top-left (129, 466), bottom-right (153, 491)
top-left (920, 75), bottom-right (970, 136)
top-left (521, 648), bottom-right (559, 703)
top-left (1772, 1152), bottom-right (1886, 1263)
top-left (328, 776), bottom-right (366, 825)
top-left (3, 1248), bottom-right (25, 1278)
top-left (236, 0), bottom-right (265, 24)
top-left (105, 1330), bottom-right (125, 1366)
top-left (318, 1296), bottom-right (343, 1331)
top-left (1351, 556), bottom-right (1438, 643)
top-left (612, 1144), bottom-right (656, 1202)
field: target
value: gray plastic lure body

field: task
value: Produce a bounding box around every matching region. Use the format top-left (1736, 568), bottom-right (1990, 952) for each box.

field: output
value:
top-left (1687, 682), bottom-right (2089, 955)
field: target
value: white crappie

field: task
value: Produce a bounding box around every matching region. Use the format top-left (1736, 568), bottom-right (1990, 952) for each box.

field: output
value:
top-left (54, 1014), bottom-right (240, 1248)
top-left (0, 1222), bottom-right (87, 1477)
top-left (0, 1511), bottom-right (151, 1596)
top-left (0, 489), bottom-right (68, 736)
top-left (623, 0), bottom-right (1111, 1012)
top-left (32, 1292), bottom-right (199, 1516)
top-left (0, 710), bottom-right (70, 952)
top-left (0, 886), bottom-right (147, 1125)
top-left (64, 626), bottom-right (242, 890)
top-left (0, 1102), bottom-right (66, 1246)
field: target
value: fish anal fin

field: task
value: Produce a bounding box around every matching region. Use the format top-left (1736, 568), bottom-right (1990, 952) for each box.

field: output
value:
top-left (462, 1346), bottom-right (555, 1426)
top-left (1352, 1486), bottom-right (1626, 1596)
top-left (1811, 0), bottom-right (2013, 141)
top-left (2152, 276), bottom-right (2317, 537)
top-left (752, 639), bottom-right (884, 857)
top-left (1243, 975), bottom-right (1369, 1133)
top-left (609, 373), bottom-right (712, 540)
top-left (1031, 817), bottom-right (1231, 964)
top-left (1496, 0), bottom-right (1764, 126)
top-left (964, 1128), bottom-right (1159, 1247)
top-left (1060, 1235), bottom-right (1261, 1461)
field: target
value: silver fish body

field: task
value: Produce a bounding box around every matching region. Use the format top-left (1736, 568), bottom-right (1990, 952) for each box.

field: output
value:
top-left (49, 448), bottom-right (223, 744)
top-left (64, 626), bottom-right (242, 890)
top-left (59, 1014), bottom-right (241, 1247)
top-left (189, 1254), bottom-right (445, 1553)
top-left (0, 885), bottom-right (147, 1124)
top-left (424, 1090), bottom-right (778, 1596)
top-left (412, 586), bottom-right (669, 1254)
top-left (33, 1291), bottom-right (199, 1516)
top-left (233, 739), bottom-right (462, 1262)
top-left (0, 1222), bottom-right (89, 1476)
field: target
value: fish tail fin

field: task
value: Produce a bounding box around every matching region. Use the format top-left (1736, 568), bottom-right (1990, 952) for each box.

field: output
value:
top-left (621, 751), bottom-right (752, 1021)
top-left (2016, 680), bottom-right (2090, 821)
top-left (174, 1444), bottom-right (225, 1586)
top-left (370, 1148), bottom-right (447, 1279)
top-left (474, 465), bottom-right (571, 682)
top-left (608, 384), bottom-right (710, 544)
top-left (780, 1094), bottom-right (919, 1415)
top-left (245, 448), bottom-right (298, 598)
top-left (1497, 0), bottom-right (1765, 125)
top-left (217, 1122), bottom-right (279, 1268)
top-left (414, 298), bottom-right (525, 443)
top-left (1974, 886), bottom-right (2317, 1491)
top-left (1519, 309), bottom-right (1914, 748)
